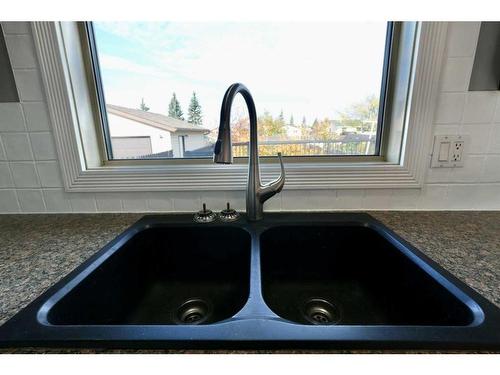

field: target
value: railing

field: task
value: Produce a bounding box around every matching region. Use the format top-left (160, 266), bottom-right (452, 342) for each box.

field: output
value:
top-left (232, 139), bottom-right (376, 157)
top-left (129, 139), bottom-right (376, 159)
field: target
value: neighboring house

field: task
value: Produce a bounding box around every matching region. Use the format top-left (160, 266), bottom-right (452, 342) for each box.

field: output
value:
top-left (329, 119), bottom-right (344, 135)
top-left (285, 124), bottom-right (301, 139)
top-left (330, 119), bottom-right (378, 135)
top-left (106, 104), bottom-right (210, 159)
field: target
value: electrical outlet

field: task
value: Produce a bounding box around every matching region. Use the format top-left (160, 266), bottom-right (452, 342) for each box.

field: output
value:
top-left (451, 141), bottom-right (464, 162)
top-left (431, 135), bottom-right (467, 168)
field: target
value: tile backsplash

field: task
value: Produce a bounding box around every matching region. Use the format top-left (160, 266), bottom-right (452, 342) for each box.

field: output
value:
top-left (0, 21), bottom-right (499, 213)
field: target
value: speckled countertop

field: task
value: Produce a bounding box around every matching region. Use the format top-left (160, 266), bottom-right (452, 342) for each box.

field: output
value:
top-left (0, 211), bottom-right (498, 354)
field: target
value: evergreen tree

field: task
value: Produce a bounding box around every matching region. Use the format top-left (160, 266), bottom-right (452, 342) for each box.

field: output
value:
top-left (289, 115), bottom-right (294, 126)
top-left (187, 92), bottom-right (203, 125)
top-left (168, 93), bottom-right (184, 120)
top-left (139, 98), bottom-right (150, 112)
top-left (278, 110), bottom-right (284, 123)
top-left (300, 116), bottom-right (309, 140)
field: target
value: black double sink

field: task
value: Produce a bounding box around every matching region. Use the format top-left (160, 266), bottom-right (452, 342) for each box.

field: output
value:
top-left (0, 213), bottom-right (499, 350)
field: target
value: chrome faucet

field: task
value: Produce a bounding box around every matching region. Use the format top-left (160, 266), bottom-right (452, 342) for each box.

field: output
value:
top-left (213, 83), bottom-right (285, 221)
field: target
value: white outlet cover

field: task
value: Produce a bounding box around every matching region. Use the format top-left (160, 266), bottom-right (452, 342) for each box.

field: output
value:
top-left (431, 135), bottom-right (469, 168)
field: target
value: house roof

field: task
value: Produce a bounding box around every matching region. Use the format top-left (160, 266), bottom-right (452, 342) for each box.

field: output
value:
top-left (107, 104), bottom-right (209, 134)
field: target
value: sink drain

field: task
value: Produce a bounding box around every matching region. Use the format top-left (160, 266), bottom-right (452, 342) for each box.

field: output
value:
top-left (175, 299), bottom-right (211, 325)
top-left (302, 298), bottom-right (341, 325)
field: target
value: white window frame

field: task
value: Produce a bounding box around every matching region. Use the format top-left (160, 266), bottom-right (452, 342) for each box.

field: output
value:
top-left (31, 21), bottom-right (447, 192)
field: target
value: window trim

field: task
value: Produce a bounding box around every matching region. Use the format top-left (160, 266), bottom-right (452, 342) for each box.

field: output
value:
top-left (84, 22), bottom-right (114, 161)
top-left (31, 21), bottom-right (447, 192)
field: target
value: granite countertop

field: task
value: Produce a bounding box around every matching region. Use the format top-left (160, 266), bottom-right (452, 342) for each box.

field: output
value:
top-left (0, 211), bottom-right (498, 354)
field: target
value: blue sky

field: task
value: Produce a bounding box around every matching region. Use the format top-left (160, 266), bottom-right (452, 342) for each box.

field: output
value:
top-left (94, 22), bottom-right (387, 129)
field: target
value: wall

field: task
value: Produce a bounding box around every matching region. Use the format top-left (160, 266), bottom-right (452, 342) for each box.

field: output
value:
top-left (0, 21), bottom-right (499, 213)
top-left (171, 131), bottom-right (210, 155)
top-left (108, 113), bottom-right (172, 156)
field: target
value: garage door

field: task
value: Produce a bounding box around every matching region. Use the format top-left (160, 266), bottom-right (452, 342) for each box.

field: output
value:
top-left (111, 136), bottom-right (152, 159)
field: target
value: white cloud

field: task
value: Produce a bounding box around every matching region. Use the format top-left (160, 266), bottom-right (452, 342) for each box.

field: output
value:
top-left (99, 54), bottom-right (171, 78)
top-left (94, 21), bottom-right (388, 128)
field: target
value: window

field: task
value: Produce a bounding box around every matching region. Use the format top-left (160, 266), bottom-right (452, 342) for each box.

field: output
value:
top-left (32, 21), bottom-right (444, 191)
top-left (88, 21), bottom-right (396, 160)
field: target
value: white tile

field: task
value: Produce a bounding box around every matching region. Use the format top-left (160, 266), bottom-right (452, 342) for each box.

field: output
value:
top-left (426, 166), bottom-right (451, 183)
top-left (2, 133), bottom-right (33, 160)
top-left (36, 161), bottom-right (62, 187)
top-left (434, 93), bottom-right (465, 124)
top-left (449, 155), bottom-right (485, 182)
top-left (69, 193), bottom-right (97, 212)
top-left (446, 22), bottom-right (481, 57)
top-left (121, 193), bottom-right (148, 212)
top-left (440, 57), bottom-right (473, 92)
top-left (1, 22), bottom-right (30, 34)
top-left (13, 69), bottom-right (44, 101)
top-left (17, 189), bottom-right (45, 212)
top-left (481, 155), bottom-right (500, 183)
top-left (171, 191), bottom-right (201, 212)
top-left (281, 190), bottom-right (309, 210)
top-left (303, 189), bottom-right (336, 210)
top-left (200, 191), bottom-right (228, 212)
top-left (0, 163), bottom-right (14, 188)
top-left (0, 137), bottom-right (6, 160)
top-left (390, 189), bottom-right (421, 209)
top-left (4, 35), bottom-right (37, 69)
top-left (433, 124), bottom-right (460, 136)
top-left (10, 162), bottom-right (40, 187)
top-left (447, 185), bottom-right (480, 209)
top-left (362, 189), bottom-right (393, 210)
top-left (459, 123), bottom-right (492, 154)
top-left (43, 189), bottom-right (72, 212)
top-left (29, 132), bottom-right (57, 160)
top-left (418, 185), bottom-right (449, 209)
top-left (282, 189), bottom-right (336, 211)
top-left (462, 92), bottom-right (497, 124)
top-left (493, 96), bottom-right (500, 124)
top-left (0, 103), bottom-right (25, 132)
top-left (475, 184), bottom-right (500, 210)
top-left (0, 190), bottom-right (20, 212)
top-left (22, 102), bottom-right (50, 131)
top-left (224, 190), bottom-right (245, 211)
top-left (146, 192), bottom-right (174, 212)
top-left (488, 125), bottom-right (500, 154)
top-left (95, 193), bottom-right (122, 212)
top-left (335, 189), bottom-right (364, 210)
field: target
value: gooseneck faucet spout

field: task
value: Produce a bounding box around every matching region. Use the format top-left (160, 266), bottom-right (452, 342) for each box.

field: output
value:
top-left (214, 83), bottom-right (285, 221)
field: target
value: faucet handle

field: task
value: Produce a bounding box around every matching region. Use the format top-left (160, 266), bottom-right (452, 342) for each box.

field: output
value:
top-left (275, 152), bottom-right (285, 184)
top-left (259, 152), bottom-right (285, 203)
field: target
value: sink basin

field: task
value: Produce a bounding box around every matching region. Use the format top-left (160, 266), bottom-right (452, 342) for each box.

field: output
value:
top-left (47, 226), bottom-right (251, 325)
top-left (261, 225), bottom-right (473, 326)
top-left (1, 213), bottom-right (499, 350)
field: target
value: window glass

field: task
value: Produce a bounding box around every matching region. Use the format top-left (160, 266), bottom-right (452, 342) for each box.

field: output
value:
top-left (92, 22), bottom-right (389, 159)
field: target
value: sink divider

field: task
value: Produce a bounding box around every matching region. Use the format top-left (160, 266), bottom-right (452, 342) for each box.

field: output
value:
top-left (232, 227), bottom-right (279, 320)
